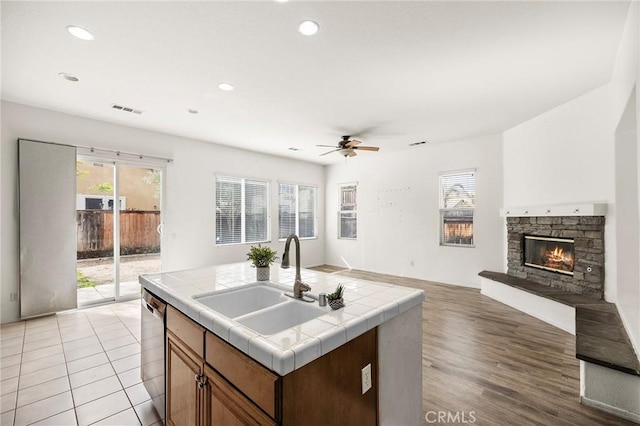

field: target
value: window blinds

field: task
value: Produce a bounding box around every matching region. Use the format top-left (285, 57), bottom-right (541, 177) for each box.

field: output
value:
top-left (278, 183), bottom-right (317, 239)
top-left (216, 176), bottom-right (269, 245)
top-left (439, 171), bottom-right (475, 246)
top-left (440, 171), bottom-right (475, 208)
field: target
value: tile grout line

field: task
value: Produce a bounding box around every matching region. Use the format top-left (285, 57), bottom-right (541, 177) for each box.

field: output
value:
top-left (5, 300), bottom-right (147, 426)
top-left (85, 304), bottom-right (143, 426)
top-left (57, 313), bottom-right (80, 426)
top-left (12, 316), bottom-right (62, 426)
top-left (81, 307), bottom-right (132, 425)
top-left (12, 319), bottom-right (26, 426)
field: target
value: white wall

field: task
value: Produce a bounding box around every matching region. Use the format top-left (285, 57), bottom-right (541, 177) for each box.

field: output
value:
top-left (503, 84), bottom-right (618, 299)
top-left (1, 101), bottom-right (325, 324)
top-left (503, 1), bottom-right (639, 354)
top-left (324, 134), bottom-right (504, 288)
top-left (610, 1), bottom-right (640, 356)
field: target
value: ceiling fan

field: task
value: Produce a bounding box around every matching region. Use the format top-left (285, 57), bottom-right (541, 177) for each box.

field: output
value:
top-left (317, 135), bottom-right (380, 157)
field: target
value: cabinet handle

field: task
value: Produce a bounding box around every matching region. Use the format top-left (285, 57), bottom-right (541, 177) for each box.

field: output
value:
top-left (195, 373), bottom-right (207, 389)
top-left (195, 372), bottom-right (207, 389)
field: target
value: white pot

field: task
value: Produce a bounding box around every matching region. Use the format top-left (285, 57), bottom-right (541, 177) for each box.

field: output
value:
top-left (256, 266), bottom-right (270, 281)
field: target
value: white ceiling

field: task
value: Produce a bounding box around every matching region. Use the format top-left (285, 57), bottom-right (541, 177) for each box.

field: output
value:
top-left (1, 1), bottom-right (631, 164)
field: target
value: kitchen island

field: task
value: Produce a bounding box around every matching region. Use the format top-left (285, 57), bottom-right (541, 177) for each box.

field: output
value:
top-left (140, 262), bottom-right (424, 425)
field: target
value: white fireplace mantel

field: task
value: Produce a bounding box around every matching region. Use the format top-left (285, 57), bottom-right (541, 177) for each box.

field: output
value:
top-left (500, 203), bottom-right (608, 218)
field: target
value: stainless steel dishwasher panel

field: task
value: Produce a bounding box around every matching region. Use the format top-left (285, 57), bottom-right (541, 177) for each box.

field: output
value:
top-left (141, 289), bottom-right (166, 424)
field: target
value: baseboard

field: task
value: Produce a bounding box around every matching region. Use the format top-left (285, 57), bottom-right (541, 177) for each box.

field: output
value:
top-left (580, 396), bottom-right (640, 424)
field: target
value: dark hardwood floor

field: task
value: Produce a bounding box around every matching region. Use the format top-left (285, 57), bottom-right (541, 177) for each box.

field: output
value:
top-left (310, 266), bottom-right (635, 426)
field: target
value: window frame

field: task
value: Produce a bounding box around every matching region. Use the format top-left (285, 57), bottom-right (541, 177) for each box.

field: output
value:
top-left (215, 175), bottom-right (271, 246)
top-left (338, 183), bottom-right (358, 240)
top-left (439, 169), bottom-right (475, 248)
top-left (278, 182), bottom-right (318, 241)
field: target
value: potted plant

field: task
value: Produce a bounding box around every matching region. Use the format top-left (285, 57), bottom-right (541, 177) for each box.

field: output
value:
top-left (327, 284), bottom-right (345, 310)
top-left (246, 244), bottom-right (278, 281)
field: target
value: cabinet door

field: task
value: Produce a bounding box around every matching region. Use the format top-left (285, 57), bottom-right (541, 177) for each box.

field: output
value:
top-left (166, 332), bottom-right (203, 426)
top-left (203, 365), bottom-right (276, 426)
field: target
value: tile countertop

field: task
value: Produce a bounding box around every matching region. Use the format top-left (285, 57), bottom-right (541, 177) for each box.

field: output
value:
top-left (139, 262), bottom-right (424, 375)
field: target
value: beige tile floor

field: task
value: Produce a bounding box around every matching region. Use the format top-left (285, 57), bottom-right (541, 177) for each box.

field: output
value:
top-left (0, 299), bottom-right (162, 426)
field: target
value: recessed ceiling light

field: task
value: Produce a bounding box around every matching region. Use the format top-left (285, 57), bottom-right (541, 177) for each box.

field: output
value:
top-left (298, 20), bottom-right (319, 36)
top-left (66, 25), bottom-right (94, 41)
top-left (188, 109), bottom-right (199, 114)
top-left (58, 72), bottom-right (79, 82)
top-left (218, 83), bottom-right (234, 91)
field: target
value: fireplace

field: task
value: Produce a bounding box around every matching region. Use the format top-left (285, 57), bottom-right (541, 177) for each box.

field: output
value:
top-left (506, 215), bottom-right (605, 299)
top-left (523, 235), bottom-right (575, 276)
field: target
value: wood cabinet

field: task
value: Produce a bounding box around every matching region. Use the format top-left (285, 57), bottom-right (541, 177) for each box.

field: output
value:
top-left (166, 305), bottom-right (378, 426)
top-left (203, 364), bottom-right (276, 426)
top-left (166, 306), bottom-right (206, 426)
top-left (205, 331), bottom-right (280, 419)
top-left (166, 331), bottom-right (203, 426)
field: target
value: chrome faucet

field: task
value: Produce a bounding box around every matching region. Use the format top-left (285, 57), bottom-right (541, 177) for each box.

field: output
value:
top-left (281, 234), bottom-right (311, 299)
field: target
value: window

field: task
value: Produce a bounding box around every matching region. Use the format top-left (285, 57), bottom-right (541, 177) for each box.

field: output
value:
top-left (216, 176), bottom-right (269, 245)
top-left (440, 170), bottom-right (475, 247)
top-left (338, 183), bottom-right (357, 239)
top-left (278, 183), bottom-right (317, 239)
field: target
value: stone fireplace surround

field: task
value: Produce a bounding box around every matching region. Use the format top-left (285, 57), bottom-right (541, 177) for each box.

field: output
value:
top-left (507, 215), bottom-right (605, 299)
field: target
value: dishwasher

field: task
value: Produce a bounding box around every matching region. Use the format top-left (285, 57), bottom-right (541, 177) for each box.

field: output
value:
top-left (141, 288), bottom-right (167, 424)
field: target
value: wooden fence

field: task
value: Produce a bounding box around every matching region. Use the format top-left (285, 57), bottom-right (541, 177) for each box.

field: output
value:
top-left (77, 210), bottom-right (161, 258)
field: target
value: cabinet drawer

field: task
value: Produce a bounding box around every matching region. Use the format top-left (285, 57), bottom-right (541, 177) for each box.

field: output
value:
top-left (167, 306), bottom-right (204, 357)
top-left (204, 364), bottom-right (276, 426)
top-left (205, 331), bottom-right (280, 419)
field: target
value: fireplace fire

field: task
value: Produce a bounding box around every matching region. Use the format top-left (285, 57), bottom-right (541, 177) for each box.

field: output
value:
top-left (523, 235), bottom-right (575, 276)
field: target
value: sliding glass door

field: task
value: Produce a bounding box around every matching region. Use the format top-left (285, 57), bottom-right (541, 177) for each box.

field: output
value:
top-left (76, 158), bottom-right (163, 305)
top-left (76, 160), bottom-right (116, 304)
top-left (117, 165), bottom-right (162, 299)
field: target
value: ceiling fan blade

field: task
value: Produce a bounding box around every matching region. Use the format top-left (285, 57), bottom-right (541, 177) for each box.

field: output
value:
top-left (353, 146), bottom-right (380, 151)
top-left (345, 139), bottom-right (362, 148)
top-left (320, 149), bottom-right (339, 156)
top-left (316, 144), bottom-right (338, 148)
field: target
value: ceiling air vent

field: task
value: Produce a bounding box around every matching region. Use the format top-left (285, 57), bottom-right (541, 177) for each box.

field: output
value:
top-left (111, 104), bottom-right (143, 114)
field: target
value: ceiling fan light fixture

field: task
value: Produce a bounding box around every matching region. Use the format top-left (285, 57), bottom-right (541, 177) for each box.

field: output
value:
top-left (66, 25), bottom-right (94, 41)
top-left (298, 20), bottom-right (319, 36)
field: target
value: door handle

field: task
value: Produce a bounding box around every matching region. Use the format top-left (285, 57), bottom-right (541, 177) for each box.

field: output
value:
top-left (157, 223), bottom-right (164, 235)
